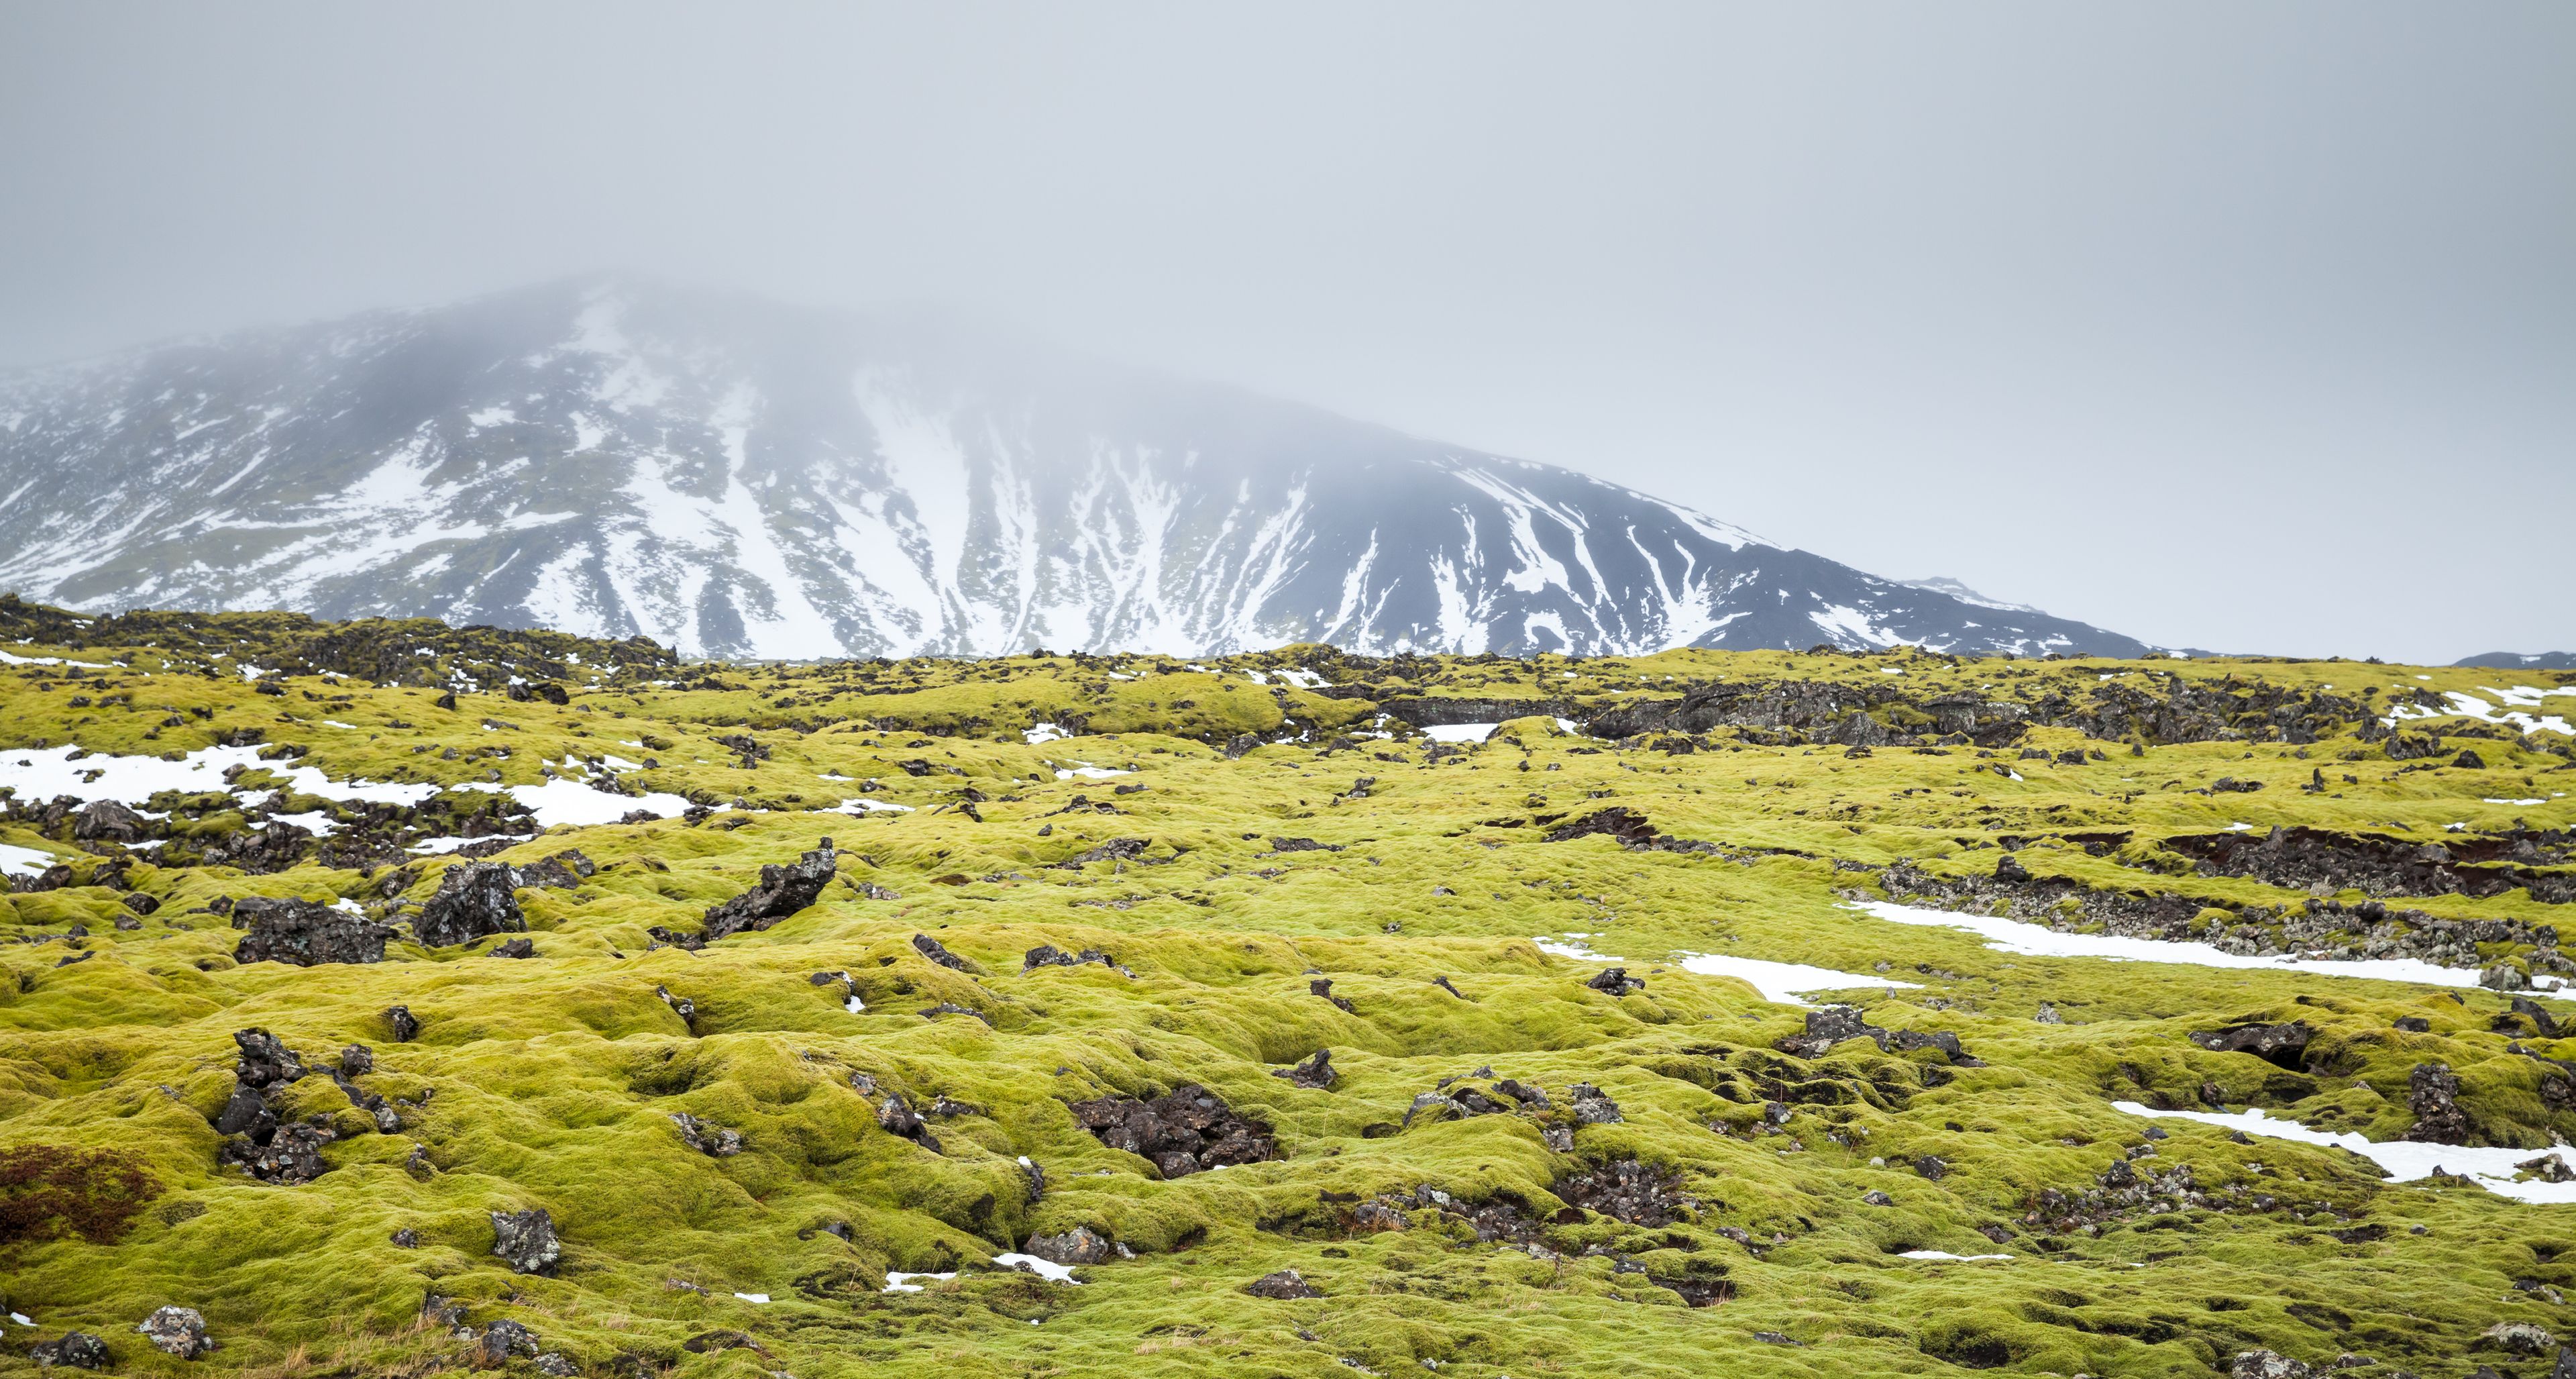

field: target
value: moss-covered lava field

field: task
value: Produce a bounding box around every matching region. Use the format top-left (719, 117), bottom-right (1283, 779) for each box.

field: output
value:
top-left (5, 597), bottom-right (2576, 1378)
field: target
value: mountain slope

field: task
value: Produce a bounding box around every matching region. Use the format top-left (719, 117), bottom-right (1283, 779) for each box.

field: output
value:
top-left (0, 279), bottom-right (2148, 660)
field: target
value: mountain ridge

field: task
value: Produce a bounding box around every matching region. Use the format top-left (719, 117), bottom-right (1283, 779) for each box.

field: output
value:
top-left (0, 277), bottom-right (2151, 661)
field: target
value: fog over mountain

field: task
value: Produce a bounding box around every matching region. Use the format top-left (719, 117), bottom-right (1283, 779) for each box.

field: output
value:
top-left (0, 280), bottom-right (2147, 660)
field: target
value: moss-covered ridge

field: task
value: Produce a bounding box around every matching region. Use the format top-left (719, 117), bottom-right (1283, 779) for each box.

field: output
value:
top-left (2, 613), bottom-right (2573, 1376)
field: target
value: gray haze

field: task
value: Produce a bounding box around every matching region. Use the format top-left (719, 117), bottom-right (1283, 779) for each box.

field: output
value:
top-left (2, 2), bottom-right (2569, 664)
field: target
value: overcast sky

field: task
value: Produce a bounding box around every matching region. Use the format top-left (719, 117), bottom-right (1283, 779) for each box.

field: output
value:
top-left (3, 3), bottom-right (2569, 662)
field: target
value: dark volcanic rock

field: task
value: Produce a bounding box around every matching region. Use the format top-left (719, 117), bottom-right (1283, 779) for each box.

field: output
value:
top-left (511, 849), bottom-right (595, 890)
top-left (702, 839), bottom-right (837, 940)
top-left (875, 1093), bottom-right (942, 1152)
top-left (2190, 1020), bottom-right (2314, 1070)
top-left (413, 862), bottom-right (525, 947)
top-left (670, 1112), bottom-right (744, 1157)
top-left (1567, 1082), bottom-right (1623, 1125)
top-left (28, 1331), bottom-right (111, 1369)
top-left (217, 1123), bottom-right (331, 1186)
top-left (2163, 825), bottom-right (2565, 904)
top-left (72, 798), bottom-right (155, 844)
top-left (1243, 1268), bottom-right (1322, 1299)
top-left (490, 1207), bottom-right (561, 1274)
top-left (1585, 966), bottom-right (1646, 995)
top-left (231, 896), bottom-right (396, 966)
top-left (135, 1306), bottom-right (211, 1360)
top-left (910, 932), bottom-right (975, 971)
top-left (2402, 1062), bottom-right (2471, 1145)
top-left (1271, 1048), bottom-right (1336, 1089)
top-left (1554, 1158), bottom-right (1693, 1226)
top-left (1777, 1005), bottom-right (1889, 1059)
top-left (1024, 1225), bottom-right (1114, 1266)
top-left (1069, 1084), bottom-right (1277, 1179)
top-left (476, 1319), bottom-right (540, 1366)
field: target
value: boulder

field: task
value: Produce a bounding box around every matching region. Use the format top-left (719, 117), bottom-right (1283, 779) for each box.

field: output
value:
top-left (1023, 1225), bottom-right (1115, 1266)
top-left (876, 1093), bottom-right (942, 1152)
top-left (413, 863), bottom-right (525, 948)
top-left (1068, 1084), bottom-right (1277, 1178)
top-left (701, 841), bottom-right (837, 940)
top-left (490, 1208), bottom-right (561, 1275)
top-left (2402, 1062), bottom-right (2471, 1145)
top-left (1271, 1049), bottom-right (1336, 1089)
top-left (231, 896), bottom-right (395, 966)
top-left (1243, 1269), bottom-right (1322, 1299)
top-left (28, 1332), bottom-right (111, 1369)
top-left (135, 1307), bottom-right (211, 1360)
top-left (1585, 966), bottom-right (1646, 995)
top-left (1568, 1082), bottom-right (1623, 1125)
top-left (476, 1319), bottom-right (540, 1366)
top-left (1777, 1005), bottom-right (1889, 1058)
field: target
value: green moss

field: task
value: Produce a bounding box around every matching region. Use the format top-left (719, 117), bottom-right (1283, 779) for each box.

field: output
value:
top-left (0, 624), bottom-right (2570, 1374)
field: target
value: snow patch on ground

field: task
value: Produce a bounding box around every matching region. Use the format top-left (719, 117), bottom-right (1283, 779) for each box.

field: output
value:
top-left (1849, 900), bottom-right (2561, 997)
top-left (2111, 1102), bottom-right (2576, 1205)
top-left (1678, 953), bottom-right (1921, 1006)
top-left (0, 841), bottom-right (63, 878)
top-left (452, 778), bottom-right (692, 828)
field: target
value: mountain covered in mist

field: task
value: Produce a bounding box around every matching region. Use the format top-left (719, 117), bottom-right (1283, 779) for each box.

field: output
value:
top-left (0, 279), bottom-right (2147, 660)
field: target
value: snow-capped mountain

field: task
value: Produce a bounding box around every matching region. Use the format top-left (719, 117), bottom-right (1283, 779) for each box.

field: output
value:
top-left (0, 279), bottom-right (2147, 660)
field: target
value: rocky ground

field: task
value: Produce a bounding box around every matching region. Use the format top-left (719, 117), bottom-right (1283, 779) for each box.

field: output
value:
top-left (1, 604), bottom-right (2574, 1376)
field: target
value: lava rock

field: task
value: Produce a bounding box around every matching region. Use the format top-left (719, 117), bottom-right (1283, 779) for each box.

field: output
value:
top-left (702, 840), bottom-right (837, 940)
top-left (1024, 1225), bottom-right (1115, 1266)
top-left (1776, 1005), bottom-right (1889, 1058)
top-left (670, 1112), bottom-right (744, 1157)
top-left (413, 862), bottom-right (525, 948)
top-left (487, 936), bottom-right (535, 959)
top-left (490, 1208), bottom-right (561, 1275)
top-left (910, 932), bottom-right (975, 971)
top-left (2521, 1153), bottom-right (2576, 1183)
top-left (386, 1005), bottom-right (420, 1041)
top-left (510, 850), bottom-right (594, 890)
top-left (477, 1319), bottom-right (540, 1366)
top-left (1068, 1084), bottom-right (1277, 1178)
top-left (1243, 1269), bottom-right (1322, 1299)
top-left (876, 1093), bottom-right (942, 1152)
top-left (135, 1307), bottom-right (211, 1360)
top-left (1554, 1158), bottom-right (1692, 1225)
top-left (2231, 1351), bottom-right (2313, 1379)
top-left (1585, 966), bottom-right (1647, 995)
top-left (1568, 1082), bottom-right (1623, 1125)
top-left (231, 896), bottom-right (396, 966)
top-left (28, 1332), bottom-right (111, 1369)
top-left (2402, 1062), bottom-right (2471, 1144)
top-left (1272, 1049), bottom-right (1336, 1089)
top-left (219, 1121), bottom-right (331, 1184)
top-left (2484, 1322), bottom-right (2557, 1356)
top-left (2190, 1020), bottom-right (2314, 1069)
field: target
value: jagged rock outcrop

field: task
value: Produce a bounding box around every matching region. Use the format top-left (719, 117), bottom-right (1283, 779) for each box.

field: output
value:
top-left (413, 862), bottom-right (525, 948)
top-left (702, 840), bottom-right (837, 940)
top-left (231, 896), bottom-right (396, 966)
top-left (1068, 1085), bottom-right (1277, 1179)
